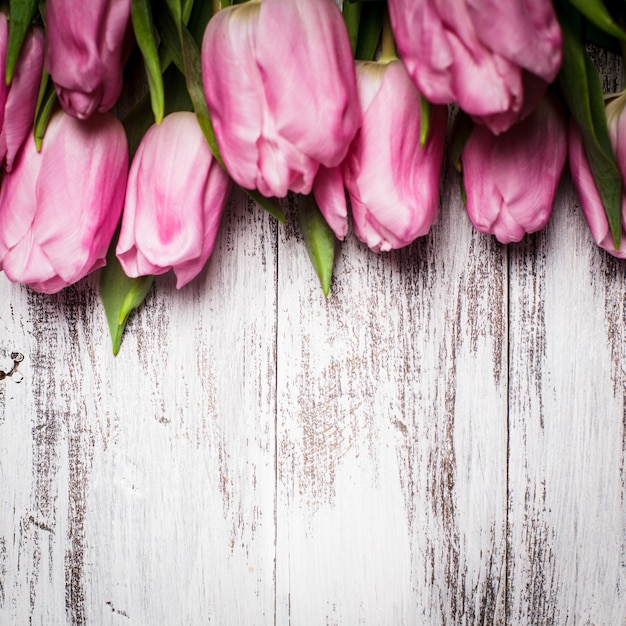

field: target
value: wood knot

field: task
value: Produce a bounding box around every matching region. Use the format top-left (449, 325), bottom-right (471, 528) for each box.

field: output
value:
top-left (0, 352), bottom-right (24, 382)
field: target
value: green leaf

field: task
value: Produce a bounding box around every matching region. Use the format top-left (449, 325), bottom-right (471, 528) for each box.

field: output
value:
top-left (448, 109), bottom-right (474, 171)
top-left (122, 64), bottom-right (192, 159)
top-left (568, 0), bottom-right (626, 39)
top-left (99, 246), bottom-right (154, 356)
top-left (32, 71), bottom-right (57, 151)
top-left (188, 0), bottom-right (217, 45)
top-left (342, 0), bottom-right (362, 57)
top-left (245, 188), bottom-right (286, 223)
top-left (6, 0), bottom-right (39, 84)
top-left (298, 194), bottom-right (337, 296)
top-left (131, 0), bottom-right (164, 124)
top-left (419, 95), bottom-right (431, 149)
top-left (355, 2), bottom-right (384, 61)
top-left (556, 3), bottom-right (623, 247)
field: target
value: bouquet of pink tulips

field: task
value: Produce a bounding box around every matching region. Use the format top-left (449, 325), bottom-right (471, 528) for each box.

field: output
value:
top-left (0, 0), bottom-right (623, 352)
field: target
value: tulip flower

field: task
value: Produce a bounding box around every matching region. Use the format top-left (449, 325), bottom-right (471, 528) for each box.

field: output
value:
top-left (387, 0), bottom-right (562, 134)
top-left (201, 0), bottom-right (360, 198)
top-left (314, 60), bottom-right (447, 252)
top-left (461, 94), bottom-right (567, 243)
top-left (116, 112), bottom-right (232, 288)
top-left (569, 94), bottom-right (626, 258)
top-left (45, 0), bottom-right (132, 119)
top-left (0, 15), bottom-right (44, 171)
top-left (0, 110), bottom-right (128, 293)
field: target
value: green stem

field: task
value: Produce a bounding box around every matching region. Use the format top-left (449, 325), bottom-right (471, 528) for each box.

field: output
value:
top-left (619, 36), bottom-right (626, 84)
top-left (380, 8), bottom-right (396, 63)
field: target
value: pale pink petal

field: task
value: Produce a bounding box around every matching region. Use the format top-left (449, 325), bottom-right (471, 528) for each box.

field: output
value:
top-left (202, 4), bottom-right (263, 192)
top-left (256, 0), bottom-right (360, 167)
top-left (345, 61), bottom-right (446, 251)
top-left (117, 112), bottom-right (231, 288)
top-left (32, 111), bottom-right (128, 282)
top-left (313, 165), bottom-right (348, 240)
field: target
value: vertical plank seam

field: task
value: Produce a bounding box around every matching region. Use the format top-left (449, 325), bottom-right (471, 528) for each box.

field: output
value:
top-left (505, 243), bottom-right (511, 626)
top-left (273, 210), bottom-right (280, 626)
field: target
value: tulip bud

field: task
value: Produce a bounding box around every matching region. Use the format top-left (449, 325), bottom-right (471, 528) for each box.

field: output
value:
top-left (569, 93), bottom-right (626, 258)
top-left (45, 0), bottom-right (132, 119)
top-left (0, 110), bottom-right (128, 293)
top-left (201, 0), bottom-right (360, 198)
top-left (0, 15), bottom-right (44, 171)
top-left (315, 60), bottom-right (446, 252)
top-left (387, 0), bottom-right (562, 134)
top-left (461, 94), bottom-right (567, 243)
top-left (116, 112), bottom-right (232, 288)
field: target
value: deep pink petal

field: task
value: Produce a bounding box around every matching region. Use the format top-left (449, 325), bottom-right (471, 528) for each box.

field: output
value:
top-left (569, 117), bottom-right (626, 258)
top-left (463, 95), bottom-right (567, 243)
top-left (466, 0), bottom-right (562, 83)
top-left (2, 26), bottom-right (45, 171)
top-left (45, 0), bottom-right (131, 117)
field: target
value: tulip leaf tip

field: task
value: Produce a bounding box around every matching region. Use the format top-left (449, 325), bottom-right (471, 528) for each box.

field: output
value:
top-left (298, 195), bottom-right (336, 298)
top-left (100, 252), bottom-right (154, 356)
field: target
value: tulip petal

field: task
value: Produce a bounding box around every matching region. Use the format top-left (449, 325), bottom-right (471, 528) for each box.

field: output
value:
top-left (32, 112), bottom-right (128, 282)
top-left (313, 165), bottom-right (348, 240)
top-left (569, 117), bottom-right (626, 258)
top-left (465, 0), bottom-right (562, 83)
top-left (0, 135), bottom-right (40, 256)
top-left (256, 0), bottom-right (360, 168)
top-left (2, 26), bottom-right (44, 171)
top-left (463, 96), bottom-right (567, 243)
top-left (46, 0), bottom-right (131, 117)
top-left (345, 61), bottom-right (446, 251)
top-left (117, 112), bottom-right (231, 288)
top-left (2, 231), bottom-right (61, 291)
top-left (201, 4), bottom-right (263, 192)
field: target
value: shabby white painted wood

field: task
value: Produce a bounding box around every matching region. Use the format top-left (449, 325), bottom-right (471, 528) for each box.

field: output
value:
top-left (1, 62), bottom-right (626, 626)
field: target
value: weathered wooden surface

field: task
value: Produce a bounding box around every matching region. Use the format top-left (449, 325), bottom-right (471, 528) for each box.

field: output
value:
top-left (2, 51), bottom-right (626, 624)
top-left (2, 159), bottom-right (625, 624)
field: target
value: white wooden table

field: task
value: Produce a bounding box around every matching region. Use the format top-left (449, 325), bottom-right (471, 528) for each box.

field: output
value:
top-left (2, 60), bottom-right (626, 626)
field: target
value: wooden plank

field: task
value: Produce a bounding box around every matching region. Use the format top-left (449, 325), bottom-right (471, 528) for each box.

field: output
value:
top-left (275, 169), bottom-right (509, 624)
top-left (0, 191), bottom-right (278, 625)
top-left (507, 176), bottom-right (626, 625)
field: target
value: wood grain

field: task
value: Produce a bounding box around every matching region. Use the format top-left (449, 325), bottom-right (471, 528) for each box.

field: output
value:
top-left (1, 54), bottom-right (626, 626)
top-left (275, 167), bottom-right (508, 624)
top-left (507, 176), bottom-right (626, 626)
top-left (1, 191), bottom-right (278, 624)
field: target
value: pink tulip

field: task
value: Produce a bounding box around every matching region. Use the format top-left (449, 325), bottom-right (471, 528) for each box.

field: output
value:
top-left (201, 0), bottom-right (360, 198)
top-left (569, 94), bottom-right (626, 258)
top-left (0, 15), bottom-right (44, 171)
top-left (461, 94), bottom-right (567, 243)
top-left (45, 0), bottom-right (131, 119)
top-left (116, 112), bottom-right (232, 288)
top-left (315, 60), bottom-right (447, 252)
top-left (0, 109), bottom-right (128, 293)
top-left (388, 0), bottom-right (562, 134)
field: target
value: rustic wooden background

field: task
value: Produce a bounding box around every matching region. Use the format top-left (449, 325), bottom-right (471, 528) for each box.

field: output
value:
top-left (1, 48), bottom-right (626, 626)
